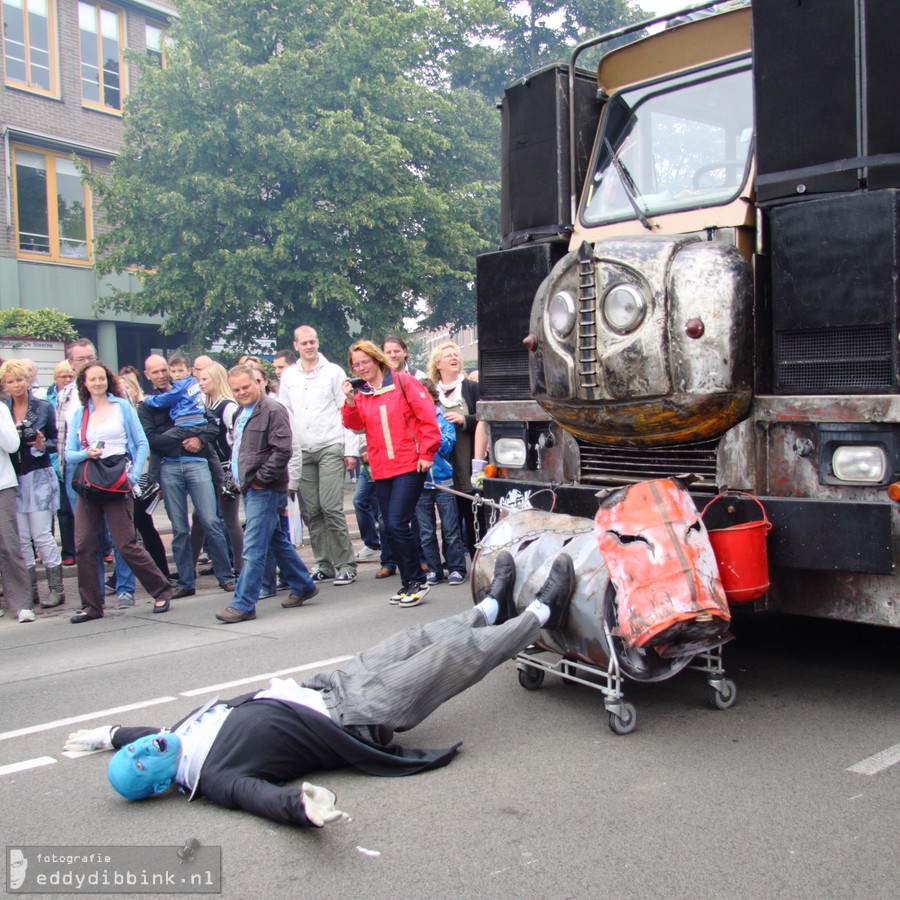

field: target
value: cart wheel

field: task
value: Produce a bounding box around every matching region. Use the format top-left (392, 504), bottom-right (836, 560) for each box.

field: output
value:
top-left (708, 678), bottom-right (737, 710)
top-left (518, 667), bottom-right (545, 691)
top-left (608, 703), bottom-right (637, 735)
top-left (561, 660), bottom-right (577, 686)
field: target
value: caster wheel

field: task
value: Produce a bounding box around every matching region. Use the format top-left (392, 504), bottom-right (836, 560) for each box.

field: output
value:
top-left (561, 660), bottom-right (578, 686)
top-left (608, 702), bottom-right (636, 735)
top-left (708, 678), bottom-right (737, 710)
top-left (518, 666), bottom-right (545, 691)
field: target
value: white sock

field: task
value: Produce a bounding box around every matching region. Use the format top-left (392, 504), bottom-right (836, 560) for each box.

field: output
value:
top-left (526, 599), bottom-right (550, 626)
top-left (477, 597), bottom-right (499, 626)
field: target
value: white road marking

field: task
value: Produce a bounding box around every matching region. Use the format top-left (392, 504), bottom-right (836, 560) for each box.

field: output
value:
top-left (0, 697), bottom-right (178, 743)
top-left (0, 656), bottom-right (353, 775)
top-left (0, 756), bottom-right (56, 776)
top-left (847, 742), bottom-right (900, 775)
top-left (179, 656), bottom-right (353, 696)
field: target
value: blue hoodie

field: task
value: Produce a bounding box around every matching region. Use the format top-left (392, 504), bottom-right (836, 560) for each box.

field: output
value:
top-left (425, 407), bottom-right (456, 487)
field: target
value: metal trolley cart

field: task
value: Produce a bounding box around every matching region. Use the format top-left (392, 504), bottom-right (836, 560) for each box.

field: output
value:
top-left (471, 506), bottom-right (738, 736)
top-left (515, 624), bottom-right (736, 736)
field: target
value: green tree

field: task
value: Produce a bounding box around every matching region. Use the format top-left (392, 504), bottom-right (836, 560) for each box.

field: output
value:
top-left (88, 0), bottom-right (500, 355)
top-left (447, 1), bottom-right (646, 103)
top-left (0, 309), bottom-right (77, 342)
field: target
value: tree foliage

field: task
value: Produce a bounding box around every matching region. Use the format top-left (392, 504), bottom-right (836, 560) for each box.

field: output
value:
top-left (0, 309), bottom-right (78, 342)
top-left (90, 0), bottom-right (500, 354)
top-left (89, 0), bottom-right (646, 352)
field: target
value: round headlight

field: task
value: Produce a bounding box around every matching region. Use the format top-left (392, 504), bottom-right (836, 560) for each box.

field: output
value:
top-left (602, 284), bottom-right (646, 334)
top-left (548, 290), bottom-right (576, 338)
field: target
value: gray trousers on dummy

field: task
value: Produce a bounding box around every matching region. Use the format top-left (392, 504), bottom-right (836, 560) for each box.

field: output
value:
top-left (305, 607), bottom-right (540, 739)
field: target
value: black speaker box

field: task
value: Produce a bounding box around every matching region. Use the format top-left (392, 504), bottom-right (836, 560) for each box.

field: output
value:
top-left (500, 65), bottom-right (600, 245)
top-left (753, 0), bottom-right (900, 202)
top-left (770, 190), bottom-right (900, 393)
top-left (477, 242), bottom-right (568, 400)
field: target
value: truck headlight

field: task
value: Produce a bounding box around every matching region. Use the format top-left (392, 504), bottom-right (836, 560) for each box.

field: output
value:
top-left (494, 437), bottom-right (528, 468)
top-left (832, 446), bottom-right (887, 483)
top-left (602, 283), bottom-right (646, 334)
top-left (548, 290), bottom-right (576, 338)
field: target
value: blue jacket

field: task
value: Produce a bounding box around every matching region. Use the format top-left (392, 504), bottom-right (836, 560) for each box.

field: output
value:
top-left (142, 375), bottom-right (206, 425)
top-left (66, 395), bottom-right (149, 485)
top-left (425, 407), bottom-right (456, 488)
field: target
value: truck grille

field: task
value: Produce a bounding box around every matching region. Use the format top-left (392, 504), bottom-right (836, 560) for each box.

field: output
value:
top-left (480, 347), bottom-right (531, 400)
top-left (775, 324), bottom-right (894, 392)
top-left (577, 437), bottom-right (720, 489)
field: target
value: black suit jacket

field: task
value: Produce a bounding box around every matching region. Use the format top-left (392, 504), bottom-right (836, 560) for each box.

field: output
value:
top-left (114, 693), bottom-right (460, 826)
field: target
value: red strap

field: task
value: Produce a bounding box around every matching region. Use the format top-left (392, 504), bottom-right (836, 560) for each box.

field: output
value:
top-left (79, 406), bottom-right (90, 449)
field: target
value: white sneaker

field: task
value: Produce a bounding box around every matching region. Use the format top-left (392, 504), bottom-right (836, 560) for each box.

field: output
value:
top-left (355, 545), bottom-right (381, 562)
top-left (17, 608), bottom-right (36, 623)
top-left (399, 582), bottom-right (430, 608)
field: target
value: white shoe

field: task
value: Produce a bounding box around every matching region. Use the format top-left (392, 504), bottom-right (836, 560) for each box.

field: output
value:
top-left (17, 608), bottom-right (36, 623)
top-left (399, 582), bottom-right (430, 608)
top-left (355, 545), bottom-right (380, 562)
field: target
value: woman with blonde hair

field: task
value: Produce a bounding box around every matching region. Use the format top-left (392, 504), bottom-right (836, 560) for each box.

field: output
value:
top-left (0, 358), bottom-right (64, 615)
top-left (342, 340), bottom-right (440, 608)
top-left (193, 361), bottom-right (243, 574)
top-left (118, 371), bottom-right (145, 406)
top-left (428, 342), bottom-right (482, 558)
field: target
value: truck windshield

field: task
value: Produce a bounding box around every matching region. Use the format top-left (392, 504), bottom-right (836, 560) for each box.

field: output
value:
top-left (582, 59), bottom-right (753, 226)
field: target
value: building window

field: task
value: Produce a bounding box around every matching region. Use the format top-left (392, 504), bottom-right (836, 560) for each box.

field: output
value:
top-left (78, 0), bottom-right (123, 112)
top-left (2, 0), bottom-right (56, 93)
top-left (145, 21), bottom-right (164, 67)
top-left (13, 145), bottom-right (91, 263)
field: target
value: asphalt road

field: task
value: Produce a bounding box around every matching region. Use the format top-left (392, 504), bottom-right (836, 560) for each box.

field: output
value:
top-left (1, 566), bottom-right (898, 899)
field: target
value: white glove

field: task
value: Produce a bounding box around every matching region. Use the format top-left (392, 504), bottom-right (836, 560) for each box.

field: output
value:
top-left (64, 726), bottom-right (115, 752)
top-left (301, 782), bottom-right (351, 828)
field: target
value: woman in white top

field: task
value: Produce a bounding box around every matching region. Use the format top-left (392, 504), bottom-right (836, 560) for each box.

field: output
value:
top-left (67, 363), bottom-right (173, 623)
top-left (193, 362), bottom-right (243, 573)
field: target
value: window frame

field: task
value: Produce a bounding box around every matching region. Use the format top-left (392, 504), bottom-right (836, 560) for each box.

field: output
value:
top-left (78, 0), bottom-right (126, 114)
top-left (1, 0), bottom-right (59, 96)
top-left (11, 143), bottom-right (94, 266)
top-left (145, 20), bottom-right (165, 68)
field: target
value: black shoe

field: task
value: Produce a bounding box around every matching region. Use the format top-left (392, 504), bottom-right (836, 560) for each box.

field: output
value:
top-left (536, 554), bottom-right (576, 631)
top-left (171, 587), bottom-right (196, 599)
top-left (483, 551), bottom-right (517, 624)
top-left (153, 597), bottom-right (171, 614)
top-left (198, 565), bottom-right (215, 576)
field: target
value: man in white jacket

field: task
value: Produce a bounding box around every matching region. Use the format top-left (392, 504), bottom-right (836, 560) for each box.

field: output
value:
top-left (0, 402), bottom-right (36, 621)
top-left (281, 326), bottom-right (358, 585)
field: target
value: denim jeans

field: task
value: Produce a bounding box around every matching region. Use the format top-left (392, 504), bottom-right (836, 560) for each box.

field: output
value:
top-left (416, 481), bottom-right (467, 577)
top-left (160, 458), bottom-right (233, 588)
top-left (230, 489), bottom-right (315, 614)
top-left (374, 471), bottom-right (426, 587)
top-left (353, 466), bottom-right (381, 549)
top-left (354, 465), bottom-right (396, 569)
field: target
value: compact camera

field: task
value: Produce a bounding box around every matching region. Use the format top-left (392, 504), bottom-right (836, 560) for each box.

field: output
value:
top-left (348, 377), bottom-right (367, 391)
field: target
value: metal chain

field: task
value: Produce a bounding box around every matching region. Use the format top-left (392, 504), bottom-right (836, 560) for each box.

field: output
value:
top-left (475, 523), bottom-right (595, 556)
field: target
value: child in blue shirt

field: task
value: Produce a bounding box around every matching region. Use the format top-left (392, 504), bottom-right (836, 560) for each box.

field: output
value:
top-left (143, 353), bottom-right (207, 427)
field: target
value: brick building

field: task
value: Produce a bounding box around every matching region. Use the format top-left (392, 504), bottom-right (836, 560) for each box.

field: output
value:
top-left (1, 0), bottom-right (183, 369)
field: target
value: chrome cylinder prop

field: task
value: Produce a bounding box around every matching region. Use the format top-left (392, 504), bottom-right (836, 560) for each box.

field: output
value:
top-left (473, 508), bottom-right (691, 682)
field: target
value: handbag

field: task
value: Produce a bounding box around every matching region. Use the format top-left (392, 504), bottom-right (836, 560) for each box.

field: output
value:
top-left (71, 408), bottom-right (132, 498)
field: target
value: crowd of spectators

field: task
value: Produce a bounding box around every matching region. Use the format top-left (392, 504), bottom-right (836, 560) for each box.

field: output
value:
top-left (0, 330), bottom-right (485, 624)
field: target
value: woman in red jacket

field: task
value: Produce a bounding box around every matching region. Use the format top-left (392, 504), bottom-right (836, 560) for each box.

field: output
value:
top-left (342, 340), bottom-right (441, 607)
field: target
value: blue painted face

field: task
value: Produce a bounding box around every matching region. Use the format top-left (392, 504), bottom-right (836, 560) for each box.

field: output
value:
top-left (108, 733), bottom-right (183, 800)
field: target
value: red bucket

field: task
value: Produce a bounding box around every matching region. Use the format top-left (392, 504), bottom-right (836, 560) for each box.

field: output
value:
top-left (701, 492), bottom-right (772, 603)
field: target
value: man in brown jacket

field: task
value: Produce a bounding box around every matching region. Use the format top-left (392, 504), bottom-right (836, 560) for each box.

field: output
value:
top-left (215, 365), bottom-right (317, 623)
